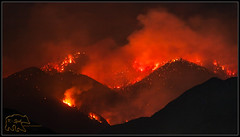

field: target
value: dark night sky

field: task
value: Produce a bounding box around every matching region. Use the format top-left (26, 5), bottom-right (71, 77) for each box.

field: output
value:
top-left (3, 2), bottom-right (238, 78)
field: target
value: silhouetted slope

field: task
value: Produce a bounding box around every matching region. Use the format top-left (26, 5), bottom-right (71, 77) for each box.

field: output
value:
top-left (3, 67), bottom-right (112, 133)
top-left (4, 66), bottom-right (123, 112)
top-left (113, 59), bottom-right (219, 123)
top-left (104, 77), bottom-right (237, 134)
top-left (3, 60), bottom-right (235, 128)
top-left (124, 59), bottom-right (218, 97)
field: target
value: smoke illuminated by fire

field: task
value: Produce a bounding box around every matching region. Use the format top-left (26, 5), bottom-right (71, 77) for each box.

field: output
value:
top-left (62, 87), bottom-right (83, 107)
top-left (3, 3), bottom-right (238, 127)
top-left (62, 89), bottom-right (75, 107)
top-left (42, 52), bottom-right (236, 89)
top-left (37, 8), bottom-right (237, 89)
top-left (133, 60), bottom-right (161, 73)
top-left (25, 6), bottom-right (240, 125)
top-left (58, 55), bottom-right (236, 125)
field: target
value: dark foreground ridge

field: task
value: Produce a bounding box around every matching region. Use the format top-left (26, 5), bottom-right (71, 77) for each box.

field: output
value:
top-left (3, 66), bottom-right (238, 134)
top-left (102, 77), bottom-right (238, 134)
top-left (3, 67), bottom-right (111, 134)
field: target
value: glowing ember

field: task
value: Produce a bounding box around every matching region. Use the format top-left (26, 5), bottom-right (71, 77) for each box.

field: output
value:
top-left (213, 60), bottom-right (218, 66)
top-left (133, 60), bottom-right (162, 74)
top-left (212, 59), bottom-right (236, 77)
top-left (133, 60), bottom-right (153, 73)
top-left (88, 112), bottom-right (102, 123)
top-left (41, 52), bottom-right (81, 73)
top-left (114, 86), bottom-right (121, 89)
top-left (152, 63), bottom-right (160, 71)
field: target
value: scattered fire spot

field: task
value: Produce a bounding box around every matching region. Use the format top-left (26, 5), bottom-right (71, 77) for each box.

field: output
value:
top-left (88, 112), bottom-right (102, 123)
top-left (213, 60), bottom-right (218, 66)
top-left (115, 86), bottom-right (121, 89)
top-left (41, 52), bottom-right (82, 73)
top-left (41, 52), bottom-right (236, 89)
top-left (212, 60), bottom-right (236, 77)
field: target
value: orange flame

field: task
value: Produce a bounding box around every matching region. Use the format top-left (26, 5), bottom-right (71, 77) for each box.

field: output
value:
top-left (212, 60), bottom-right (236, 77)
top-left (62, 87), bottom-right (77, 107)
top-left (114, 86), bottom-right (121, 89)
top-left (63, 98), bottom-right (74, 107)
top-left (152, 63), bottom-right (160, 71)
top-left (88, 112), bottom-right (102, 123)
top-left (42, 52), bottom-right (236, 89)
top-left (133, 60), bottom-right (156, 72)
top-left (213, 60), bottom-right (218, 66)
top-left (41, 52), bottom-right (80, 73)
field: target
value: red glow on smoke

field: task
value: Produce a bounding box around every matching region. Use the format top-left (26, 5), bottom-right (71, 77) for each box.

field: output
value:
top-left (62, 90), bottom-right (75, 107)
top-left (42, 52), bottom-right (236, 89)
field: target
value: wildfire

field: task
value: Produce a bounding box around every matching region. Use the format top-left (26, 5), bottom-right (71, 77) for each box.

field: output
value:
top-left (133, 60), bottom-right (162, 73)
top-left (212, 60), bottom-right (236, 77)
top-left (62, 87), bottom-right (77, 107)
top-left (41, 52), bottom-right (82, 73)
top-left (88, 112), bottom-right (102, 123)
top-left (42, 52), bottom-right (236, 89)
top-left (42, 53), bottom-right (236, 126)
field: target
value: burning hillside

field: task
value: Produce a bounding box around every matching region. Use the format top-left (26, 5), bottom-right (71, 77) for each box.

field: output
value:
top-left (41, 51), bottom-right (236, 89)
top-left (3, 3), bottom-right (237, 134)
top-left (39, 57), bottom-right (235, 125)
top-left (31, 6), bottom-right (233, 90)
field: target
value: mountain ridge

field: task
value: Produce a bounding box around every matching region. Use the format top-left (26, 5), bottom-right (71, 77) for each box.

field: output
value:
top-left (102, 77), bottom-right (238, 134)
